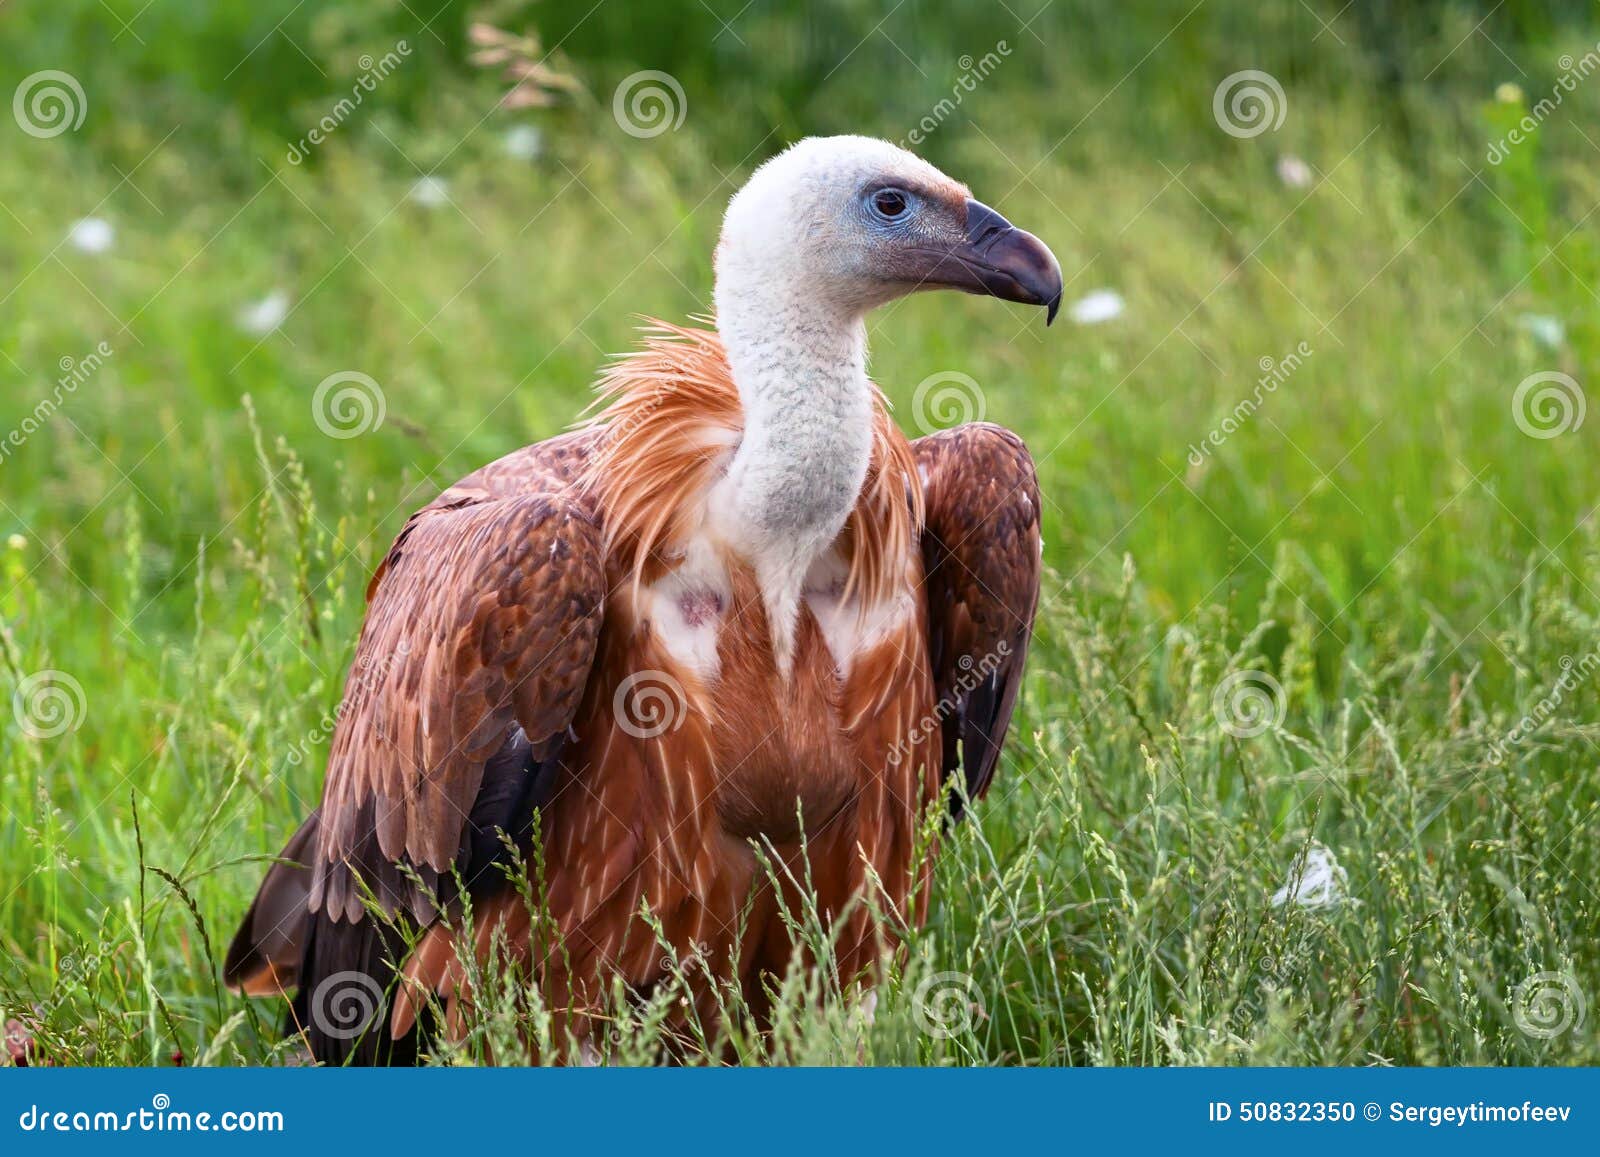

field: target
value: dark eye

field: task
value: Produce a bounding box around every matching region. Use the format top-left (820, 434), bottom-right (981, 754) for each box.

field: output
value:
top-left (871, 188), bottom-right (910, 220)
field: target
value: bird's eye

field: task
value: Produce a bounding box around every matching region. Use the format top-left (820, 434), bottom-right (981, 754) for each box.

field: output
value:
top-left (870, 188), bottom-right (910, 220)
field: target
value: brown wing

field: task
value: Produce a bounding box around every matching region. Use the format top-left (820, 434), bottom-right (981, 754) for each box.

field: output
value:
top-left (307, 430), bottom-right (608, 925)
top-left (914, 423), bottom-right (1041, 819)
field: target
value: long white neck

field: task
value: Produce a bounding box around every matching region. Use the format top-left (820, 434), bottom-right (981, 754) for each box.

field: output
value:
top-left (712, 271), bottom-right (874, 667)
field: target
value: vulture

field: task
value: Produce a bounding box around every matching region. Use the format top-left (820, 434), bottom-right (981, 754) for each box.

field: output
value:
top-left (225, 135), bottom-right (1060, 1063)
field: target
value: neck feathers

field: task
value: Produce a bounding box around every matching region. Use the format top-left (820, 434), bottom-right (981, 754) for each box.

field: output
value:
top-left (582, 322), bottom-right (922, 661)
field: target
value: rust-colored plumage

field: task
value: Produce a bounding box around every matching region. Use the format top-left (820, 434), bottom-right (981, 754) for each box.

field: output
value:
top-left (583, 321), bottom-right (922, 619)
top-left (225, 136), bottom-right (1057, 1064)
top-left (225, 328), bottom-right (1040, 1062)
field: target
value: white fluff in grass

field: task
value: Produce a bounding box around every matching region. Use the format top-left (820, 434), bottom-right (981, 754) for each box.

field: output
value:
top-left (1517, 313), bottom-right (1564, 350)
top-left (408, 176), bottom-right (450, 207)
top-left (67, 217), bottom-right (114, 254)
top-left (502, 124), bottom-right (544, 161)
top-left (1276, 154), bottom-right (1313, 189)
top-left (236, 289), bottom-right (291, 335)
top-left (1271, 843), bottom-right (1354, 909)
top-left (1068, 289), bottom-right (1125, 325)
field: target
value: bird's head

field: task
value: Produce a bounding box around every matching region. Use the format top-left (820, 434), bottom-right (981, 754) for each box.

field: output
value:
top-left (715, 135), bottom-right (1063, 325)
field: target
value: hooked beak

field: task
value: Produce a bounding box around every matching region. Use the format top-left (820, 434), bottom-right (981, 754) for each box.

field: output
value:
top-left (913, 199), bottom-right (1065, 325)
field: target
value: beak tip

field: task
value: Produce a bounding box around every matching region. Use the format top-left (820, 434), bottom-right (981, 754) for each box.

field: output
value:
top-left (950, 198), bottom-right (1066, 327)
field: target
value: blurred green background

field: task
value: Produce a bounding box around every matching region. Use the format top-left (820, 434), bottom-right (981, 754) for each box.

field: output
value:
top-left (2, 0), bottom-right (1598, 1065)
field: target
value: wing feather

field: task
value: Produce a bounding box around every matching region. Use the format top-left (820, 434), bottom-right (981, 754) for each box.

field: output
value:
top-left (307, 432), bottom-right (607, 925)
top-left (914, 423), bottom-right (1041, 819)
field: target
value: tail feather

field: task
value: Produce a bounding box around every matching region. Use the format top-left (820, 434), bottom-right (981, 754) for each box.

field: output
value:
top-left (229, 727), bottom-right (544, 1064)
top-left (223, 811), bottom-right (318, 997)
top-left (225, 810), bottom-right (421, 1064)
top-left (290, 909), bottom-right (421, 1066)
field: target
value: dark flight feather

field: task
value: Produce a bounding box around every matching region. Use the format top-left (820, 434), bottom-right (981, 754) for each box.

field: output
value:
top-left (913, 423), bottom-right (1041, 819)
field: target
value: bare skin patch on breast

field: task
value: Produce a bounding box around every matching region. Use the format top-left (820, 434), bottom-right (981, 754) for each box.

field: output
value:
top-left (644, 536), bottom-right (729, 680)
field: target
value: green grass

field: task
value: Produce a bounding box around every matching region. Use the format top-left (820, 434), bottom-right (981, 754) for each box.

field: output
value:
top-left (2, 0), bottom-right (1599, 1065)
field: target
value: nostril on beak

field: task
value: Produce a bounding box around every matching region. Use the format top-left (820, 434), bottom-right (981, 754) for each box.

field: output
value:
top-left (963, 199), bottom-right (1016, 252)
top-left (961, 198), bottom-right (1063, 325)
